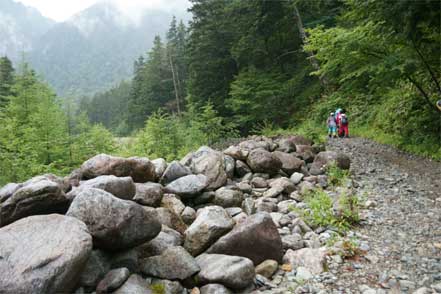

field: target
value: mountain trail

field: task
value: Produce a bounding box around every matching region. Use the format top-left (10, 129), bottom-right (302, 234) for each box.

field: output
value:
top-left (324, 137), bottom-right (441, 293)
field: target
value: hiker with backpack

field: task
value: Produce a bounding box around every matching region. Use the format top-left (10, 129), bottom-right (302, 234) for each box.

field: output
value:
top-left (339, 110), bottom-right (349, 137)
top-left (327, 112), bottom-right (337, 138)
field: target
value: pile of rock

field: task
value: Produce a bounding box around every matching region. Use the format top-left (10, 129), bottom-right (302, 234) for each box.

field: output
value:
top-left (0, 135), bottom-right (350, 294)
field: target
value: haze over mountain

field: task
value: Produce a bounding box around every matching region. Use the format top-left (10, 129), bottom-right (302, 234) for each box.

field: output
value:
top-left (1, 0), bottom-right (190, 96)
top-left (0, 0), bottom-right (54, 61)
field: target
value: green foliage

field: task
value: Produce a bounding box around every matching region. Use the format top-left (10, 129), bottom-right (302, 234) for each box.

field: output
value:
top-left (0, 56), bottom-right (14, 109)
top-left (326, 164), bottom-right (350, 186)
top-left (0, 62), bottom-right (117, 186)
top-left (296, 188), bottom-right (358, 232)
top-left (130, 102), bottom-right (238, 161)
top-left (304, 0), bottom-right (441, 158)
top-left (150, 283), bottom-right (165, 294)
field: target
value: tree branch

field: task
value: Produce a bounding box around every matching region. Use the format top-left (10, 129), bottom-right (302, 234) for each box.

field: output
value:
top-left (410, 37), bottom-right (441, 95)
top-left (406, 74), bottom-right (441, 113)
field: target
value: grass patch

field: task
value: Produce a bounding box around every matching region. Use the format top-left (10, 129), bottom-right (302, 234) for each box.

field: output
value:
top-left (326, 163), bottom-right (350, 187)
top-left (293, 188), bottom-right (359, 233)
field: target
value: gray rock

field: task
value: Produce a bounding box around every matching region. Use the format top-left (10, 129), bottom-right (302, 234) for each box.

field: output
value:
top-left (137, 226), bottom-right (183, 258)
top-left (155, 207), bottom-right (187, 235)
top-left (160, 161), bottom-right (192, 184)
top-left (195, 254), bottom-right (255, 290)
top-left (290, 172), bottom-right (304, 185)
top-left (262, 186), bottom-right (284, 198)
top-left (309, 151), bottom-right (350, 175)
top-left (206, 213), bottom-right (283, 265)
top-left (223, 145), bottom-right (248, 161)
top-left (165, 174), bottom-right (208, 198)
top-left (236, 182), bottom-right (252, 193)
top-left (181, 206), bottom-right (196, 225)
top-left (200, 283), bottom-right (233, 294)
top-left (251, 177), bottom-right (268, 188)
top-left (184, 206), bottom-right (234, 256)
top-left (283, 248), bottom-right (327, 275)
top-left (79, 250), bottom-right (111, 289)
top-left (162, 194), bottom-right (186, 215)
top-left (282, 234), bottom-right (305, 250)
top-left (242, 198), bottom-right (256, 215)
top-left (67, 188), bottom-right (161, 251)
top-left (269, 177), bottom-right (296, 194)
top-left (226, 207), bottom-right (243, 217)
top-left (133, 182), bottom-right (164, 207)
top-left (193, 191), bottom-right (215, 205)
top-left (152, 158), bottom-right (167, 180)
top-left (246, 149), bottom-right (282, 175)
top-left (0, 182), bottom-right (22, 203)
top-left (1, 179), bottom-right (69, 226)
top-left (239, 139), bottom-right (270, 151)
top-left (80, 154), bottom-right (156, 182)
top-left (277, 200), bottom-right (297, 214)
top-left (214, 187), bottom-right (244, 208)
top-left (224, 155), bottom-right (236, 179)
top-left (112, 274), bottom-right (152, 294)
top-left (96, 268), bottom-right (130, 294)
top-left (272, 151), bottom-right (304, 175)
top-left (109, 248), bottom-right (140, 273)
top-left (0, 214), bottom-right (92, 294)
top-left (255, 198), bottom-right (278, 213)
top-left (235, 160), bottom-right (251, 177)
top-left (190, 146), bottom-right (228, 190)
top-left (276, 137), bottom-right (297, 153)
top-left (80, 175), bottom-right (136, 200)
top-left (141, 246), bottom-right (200, 280)
top-left (255, 260), bottom-right (278, 279)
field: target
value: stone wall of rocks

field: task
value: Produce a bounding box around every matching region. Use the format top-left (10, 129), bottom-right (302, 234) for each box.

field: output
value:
top-left (0, 135), bottom-right (350, 294)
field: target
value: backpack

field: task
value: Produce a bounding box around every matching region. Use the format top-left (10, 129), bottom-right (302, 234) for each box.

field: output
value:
top-left (341, 115), bottom-right (348, 126)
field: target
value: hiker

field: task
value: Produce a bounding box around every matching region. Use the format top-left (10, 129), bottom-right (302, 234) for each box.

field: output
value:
top-left (335, 108), bottom-right (342, 134)
top-left (339, 111), bottom-right (349, 137)
top-left (327, 112), bottom-right (337, 138)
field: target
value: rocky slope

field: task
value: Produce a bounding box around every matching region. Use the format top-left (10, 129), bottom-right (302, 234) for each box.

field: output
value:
top-left (1, 135), bottom-right (439, 293)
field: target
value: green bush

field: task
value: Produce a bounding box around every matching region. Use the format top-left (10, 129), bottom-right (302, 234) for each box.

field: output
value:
top-left (297, 189), bottom-right (359, 232)
top-left (326, 163), bottom-right (350, 186)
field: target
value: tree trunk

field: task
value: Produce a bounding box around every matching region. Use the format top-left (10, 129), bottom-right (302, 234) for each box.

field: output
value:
top-left (293, 3), bottom-right (328, 88)
top-left (168, 50), bottom-right (181, 116)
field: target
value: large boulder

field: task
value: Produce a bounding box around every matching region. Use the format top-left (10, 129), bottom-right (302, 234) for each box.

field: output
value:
top-left (223, 145), bottom-right (248, 161)
top-left (67, 188), bottom-right (161, 251)
top-left (79, 175), bottom-right (136, 200)
top-left (190, 146), bottom-right (227, 190)
top-left (195, 254), bottom-right (255, 290)
top-left (0, 179), bottom-right (69, 226)
top-left (140, 246), bottom-right (200, 280)
top-left (283, 248), bottom-right (327, 275)
top-left (80, 154), bottom-right (156, 182)
top-left (206, 212), bottom-right (283, 265)
top-left (246, 149), bottom-right (282, 175)
top-left (272, 151), bottom-right (304, 175)
top-left (223, 155), bottom-right (235, 179)
top-left (151, 158), bottom-right (167, 180)
top-left (133, 182), bottom-right (164, 207)
top-left (137, 226), bottom-right (183, 258)
top-left (184, 206), bottom-right (235, 256)
top-left (239, 139), bottom-right (270, 151)
top-left (78, 250), bottom-right (111, 290)
top-left (96, 268), bottom-right (130, 294)
top-left (309, 151), bottom-right (350, 175)
top-left (164, 174), bottom-right (208, 198)
top-left (160, 161), bottom-right (192, 184)
top-left (113, 274), bottom-right (152, 294)
top-left (155, 207), bottom-right (187, 235)
top-left (0, 214), bottom-right (92, 294)
top-left (0, 182), bottom-right (22, 203)
top-left (214, 187), bottom-right (244, 208)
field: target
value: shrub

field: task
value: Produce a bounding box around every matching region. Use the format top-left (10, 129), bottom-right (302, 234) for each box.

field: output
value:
top-left (326, 163), bottom-right (350, 186)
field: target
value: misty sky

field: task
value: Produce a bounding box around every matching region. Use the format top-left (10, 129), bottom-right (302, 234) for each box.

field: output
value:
top-left (15, 0), bottom-right (191, 22)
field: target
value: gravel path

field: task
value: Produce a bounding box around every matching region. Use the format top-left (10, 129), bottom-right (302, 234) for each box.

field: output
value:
top-left (325, 137), bottom-right (441, 293)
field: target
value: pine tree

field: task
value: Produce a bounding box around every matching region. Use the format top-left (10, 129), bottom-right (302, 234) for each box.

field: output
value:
top-left (0, 56), bottom-right (15, 109)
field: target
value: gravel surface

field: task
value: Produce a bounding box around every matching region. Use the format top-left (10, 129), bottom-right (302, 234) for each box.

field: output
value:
top-left (324, 137), bottom-right (441, 293)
